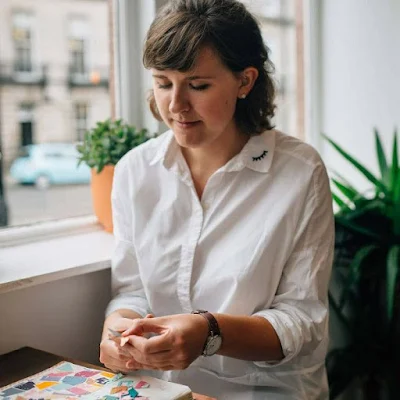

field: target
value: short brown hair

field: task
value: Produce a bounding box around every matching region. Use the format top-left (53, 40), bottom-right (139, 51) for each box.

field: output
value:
top-left (143, 0), bottom-right (276, 135)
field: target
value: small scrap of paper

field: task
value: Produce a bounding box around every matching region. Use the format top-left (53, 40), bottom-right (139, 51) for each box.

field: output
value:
top-left (111, 385), bottom-right (128, 394)
top-left (135, 381), bottom-right (150, 389)
top-left (120, 336), bottom-right (130, 346)
top-left (108, 328), bottom-right (130, 347)
top-left (128, 387), bottom-right (139, 398)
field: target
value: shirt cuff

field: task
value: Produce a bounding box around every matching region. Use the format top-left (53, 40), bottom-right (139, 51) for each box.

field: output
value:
top-left (105, 294), bottom-right (152, 318)
top-left (252, 309), bottom-right (303, 367)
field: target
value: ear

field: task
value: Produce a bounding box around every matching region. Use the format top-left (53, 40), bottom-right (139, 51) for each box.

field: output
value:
top-left (237, 67), bottom-right (259, 98)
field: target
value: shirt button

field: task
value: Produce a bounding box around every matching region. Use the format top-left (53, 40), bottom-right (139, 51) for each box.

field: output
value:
top-left (203, 202), bottom-right (210, 210)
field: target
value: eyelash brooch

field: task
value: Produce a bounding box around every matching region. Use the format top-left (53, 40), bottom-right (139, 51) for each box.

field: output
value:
top-left (252, 150), bottom-right (268, 162)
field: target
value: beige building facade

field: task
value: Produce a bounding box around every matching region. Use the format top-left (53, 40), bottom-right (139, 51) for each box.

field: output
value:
top-left (0, 0), bottom-right (110, 168)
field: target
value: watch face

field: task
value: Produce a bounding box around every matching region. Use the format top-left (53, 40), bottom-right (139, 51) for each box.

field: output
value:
top-left (204, 335), bottom-right (222, 356)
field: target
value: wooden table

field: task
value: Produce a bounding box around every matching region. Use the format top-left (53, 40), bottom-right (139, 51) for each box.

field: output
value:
top-left (0, 347), bottom-right (215, 400)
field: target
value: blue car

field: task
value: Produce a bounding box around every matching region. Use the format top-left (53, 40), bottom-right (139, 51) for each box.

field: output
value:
top-left (10, 143), bottom-right (91, 189)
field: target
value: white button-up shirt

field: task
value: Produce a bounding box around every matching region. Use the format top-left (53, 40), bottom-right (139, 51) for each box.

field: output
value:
top-left (106, 129), bottom-right (334, 400)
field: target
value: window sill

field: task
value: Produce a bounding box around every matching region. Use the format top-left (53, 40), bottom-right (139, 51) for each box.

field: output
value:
top-left (0, 217), bottom-right (114, 295)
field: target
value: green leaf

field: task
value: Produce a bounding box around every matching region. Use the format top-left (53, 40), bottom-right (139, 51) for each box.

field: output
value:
top-left (375, 128), bottom-right (389, 185)
top-left (332, 178), bottom-right (360, 203)
top-left (390, 128), bottom-right (399, 194)
top-left (335, 215), bottom-right (382, 241)
top-left (332, 192), bottom-right (349, 210)
top-left (329, 292), bottom-right (350, 332)
top-left (323, 134), bottom-right (388, 194)
top-left (391, 131), bottom-right (400, 235)
top-left (327, 348), bottom-right (359, 399)
top-left (351, 245), bottom-right (378, 280)
top-left (331, 170), bottom-right (357, 189)
top-left (386, 245), bottom-right (400, 323)
top-left (339, 245), bottom-right (378, 308)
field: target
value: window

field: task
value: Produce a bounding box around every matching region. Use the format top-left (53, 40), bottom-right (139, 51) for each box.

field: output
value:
top-left (70, 38), bottom-right (86, 75)
top-left (75, 103), bottom-right (88, 142)
top-left (240, 0), bottom-right (303, 138)
top-left (0, 0), bottom-right (111, 229)
top-left (13, 11), bottom-right (33, 73)
top-left (69, 18), bottom-right (88, 76)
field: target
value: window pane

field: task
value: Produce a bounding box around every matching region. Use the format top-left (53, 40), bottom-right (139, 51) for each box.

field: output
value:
top-left (13, 12), bottom-right (33, 72)
top-left (0, 0), bottom-right (111, 228)
top-left (240, 0), bottom-right (301, 137)
top-left (75, 103), bottom-right (88, 142)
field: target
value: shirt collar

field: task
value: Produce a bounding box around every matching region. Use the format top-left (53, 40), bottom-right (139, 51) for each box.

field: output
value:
top-left (149, 129), bottom-right (276, 174)
top-left (222, 130), bottom-right (275, 173)
top-left (149, 130), bottom-right (176, 168)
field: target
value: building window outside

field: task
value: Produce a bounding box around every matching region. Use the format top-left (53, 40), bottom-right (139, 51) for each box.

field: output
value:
top-left (12, 11), bottom-right (33, 73)
top-left (75, 103), bottom-right (88, 142)
top-left (70, 38), bottom-right (86, 75)
top-left (69, 18), bottom-right (88, 76)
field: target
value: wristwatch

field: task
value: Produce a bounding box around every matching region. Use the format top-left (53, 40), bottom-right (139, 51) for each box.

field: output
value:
top-left (192, 310), bottom-right (222, 356)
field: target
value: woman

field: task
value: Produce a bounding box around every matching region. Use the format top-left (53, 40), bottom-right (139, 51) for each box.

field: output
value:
top-left (100, 0), bottom-right (334, 399)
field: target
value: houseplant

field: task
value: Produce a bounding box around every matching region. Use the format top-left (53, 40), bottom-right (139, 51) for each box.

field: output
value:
top-left (324, 129), bottom-right (400, 400)
top-left (77, 118), bottom-right (150, 232)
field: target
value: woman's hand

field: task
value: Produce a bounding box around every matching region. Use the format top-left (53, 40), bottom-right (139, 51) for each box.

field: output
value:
top-left (99, 317), bottom-right (143, 373)
top-left (122, 314), bottom-right (209, 371)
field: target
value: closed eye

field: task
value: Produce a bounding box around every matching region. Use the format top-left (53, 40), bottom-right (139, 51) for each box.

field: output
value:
top-left (157, 83), bottom-right (172, 89)
top-left (190, 84), bottom-right (210, 91)
top-left (156, 83), bottom-right (210, 91)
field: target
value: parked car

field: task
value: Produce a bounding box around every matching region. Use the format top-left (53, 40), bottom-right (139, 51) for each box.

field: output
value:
top-left (9, 143), bottom-right (91, 189)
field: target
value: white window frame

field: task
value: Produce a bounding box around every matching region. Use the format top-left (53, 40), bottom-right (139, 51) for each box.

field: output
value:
top-left (303, 0), bottom-right (323, 149)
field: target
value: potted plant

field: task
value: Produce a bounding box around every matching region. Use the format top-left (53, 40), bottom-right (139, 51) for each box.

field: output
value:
top-left (324, 129), bottom-right (400, 399)
top-left (77, 118), bottom-right (150, 232)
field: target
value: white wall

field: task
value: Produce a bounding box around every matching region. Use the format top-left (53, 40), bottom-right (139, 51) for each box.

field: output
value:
top-left (318, 0), bottom-right (400, 191)
top-left (0, 269), bottom-right (111, 365)
top-left (316, 4), bottom-right (400, 398)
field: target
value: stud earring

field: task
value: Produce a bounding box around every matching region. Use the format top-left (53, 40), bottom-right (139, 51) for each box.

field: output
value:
top-left (240, 94), bottom-right (246, 99)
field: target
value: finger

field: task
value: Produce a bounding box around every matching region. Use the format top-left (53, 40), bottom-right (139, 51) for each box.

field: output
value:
top-left (112, 318), bottom-right (136, 332)
top-left (108, 335), bottom-right (129, 350)
top-left (101, 352), bottom-right (130, 368)
top-left (127, 360), bottom-right (175, 371)
top-left (145, 314), bottom-right (154, 318)
top-left (126, 346), bottom-right (173, 364)
top-left (122, 319), bottom-right (165, 336)
top-left (106, 339), bottom-right (132, 358)
top-left (124, 360), bottom-right (143, 370)
top-left (100, 347), bottom-right (127, 367)
top-left (128, 333), bottom-right (172, 354)
top-left (107, 363), bottom-right (137, 374)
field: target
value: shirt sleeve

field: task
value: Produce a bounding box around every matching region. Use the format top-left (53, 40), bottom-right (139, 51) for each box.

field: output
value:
top-left (105, 157), bottom-right (151, 318)
top-left (252, 162), bottom-right (335, 366)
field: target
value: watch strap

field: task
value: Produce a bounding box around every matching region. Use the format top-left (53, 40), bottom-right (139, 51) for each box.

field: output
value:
top-left (192, 310), bottom-right (221, 336)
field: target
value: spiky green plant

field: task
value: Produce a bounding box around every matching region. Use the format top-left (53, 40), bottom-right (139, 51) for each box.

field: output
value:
top-left (324, 128), bottom-right (400, 400)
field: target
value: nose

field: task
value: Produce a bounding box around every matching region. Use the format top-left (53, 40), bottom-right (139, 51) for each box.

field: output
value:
top-left (169, 88), bottom-right (190, 114)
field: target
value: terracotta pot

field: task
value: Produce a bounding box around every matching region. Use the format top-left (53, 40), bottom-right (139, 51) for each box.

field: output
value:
top-left (91, 165), bottom-right (115, 233)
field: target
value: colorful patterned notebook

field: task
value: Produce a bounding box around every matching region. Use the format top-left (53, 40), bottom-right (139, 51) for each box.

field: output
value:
top-left (0, 362), bottom-right (192, 400)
